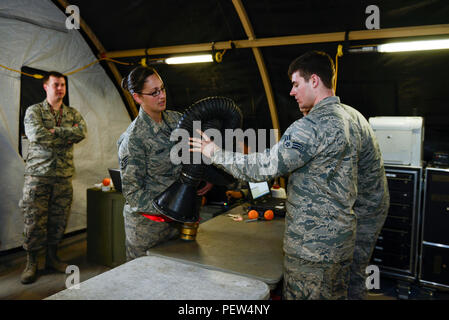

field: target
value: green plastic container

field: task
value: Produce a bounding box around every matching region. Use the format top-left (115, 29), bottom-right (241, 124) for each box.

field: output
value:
top-left (87, 188), bottom-right (126, 267)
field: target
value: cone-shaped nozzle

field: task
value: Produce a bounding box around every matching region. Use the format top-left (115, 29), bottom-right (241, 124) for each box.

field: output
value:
top-left (152, 180), bottom-right (200, 223)
top-left (152, 97), bottom-right (242, 224)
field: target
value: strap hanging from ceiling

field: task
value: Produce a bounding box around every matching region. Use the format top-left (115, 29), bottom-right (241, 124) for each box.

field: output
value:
top-left (333, 30), bottom-right (348, 92)
top-left (212, 41), bottom-right (234, 63)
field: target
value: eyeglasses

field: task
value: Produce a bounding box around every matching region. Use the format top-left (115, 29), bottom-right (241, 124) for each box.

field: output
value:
top-left (139, 86), bottom-right (166, 97)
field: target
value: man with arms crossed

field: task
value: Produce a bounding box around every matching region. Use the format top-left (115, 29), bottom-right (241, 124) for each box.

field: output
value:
top-left (20, 71), bottom-right (87, 284)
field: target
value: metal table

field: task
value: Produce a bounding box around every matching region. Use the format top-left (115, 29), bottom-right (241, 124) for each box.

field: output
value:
top-left (45, 256), bottom-right (270, 300)
top-left (147, 205), bottom-right (285, 289)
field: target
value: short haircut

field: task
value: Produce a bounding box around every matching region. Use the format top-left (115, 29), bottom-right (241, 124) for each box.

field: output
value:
top-left (288, 51), bottom-right (335, 89)
top-left (43, 71), bottom-right (65, 85)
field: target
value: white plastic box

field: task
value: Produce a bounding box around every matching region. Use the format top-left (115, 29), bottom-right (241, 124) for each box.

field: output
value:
top-left (369, 116), bottom-right (424, 167)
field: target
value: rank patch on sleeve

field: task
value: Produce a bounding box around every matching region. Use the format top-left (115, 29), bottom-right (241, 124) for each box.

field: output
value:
top-left (291, 142), bottom-right (305, 152)
top-left (120, 155), bottom-right (129, 170)
top-left (283, 135), bottom-right (305, 152)
top-left (283, 135), bottom-right (292, 148)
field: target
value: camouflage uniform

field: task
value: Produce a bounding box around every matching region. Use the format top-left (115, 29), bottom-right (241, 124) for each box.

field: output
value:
top-left (117, 108), bottom-right (182, 261)
top-left (341, 104), bottom-right (390, 300)
top-left (20, 100), bottom-right (87, 252)
top-left (211, 96), bottom-right (389, 300)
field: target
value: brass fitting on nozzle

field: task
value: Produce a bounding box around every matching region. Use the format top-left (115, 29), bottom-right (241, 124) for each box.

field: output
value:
top-left (180, 222), bottom-right (199, 241)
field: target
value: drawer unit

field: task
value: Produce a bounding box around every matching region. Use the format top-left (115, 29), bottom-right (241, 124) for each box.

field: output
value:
top-left (372, 251), bottom-right (411, 271)
top-left (421, 168), bottom-right (449, 246)
top-left (382, 215), bottom-right (412, 231)
top-left (419, 167), bottom-right (449, 289)
top-left (370, 165), bottom-right (422, 280)
top-left (389, 190), bottom-right (414, 205)
top-left (375, 229), bottom-right (411, 255)
top-left (420, 243), bottom-right (449, 289)
top-left (388, 203), bottom-right (413, 218)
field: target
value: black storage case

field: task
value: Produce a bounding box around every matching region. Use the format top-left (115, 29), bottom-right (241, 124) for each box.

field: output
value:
top-left (370, 165), bottom-right (423, 281)
top-left (419, 167), bottom-right (449, 289)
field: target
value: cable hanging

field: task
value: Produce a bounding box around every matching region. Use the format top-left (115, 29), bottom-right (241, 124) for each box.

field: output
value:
top-left (334, 44), bottom-right (344, 92)
top-left (0, 57), bottom-right (135, 79)
top-left (63, 57), bottom-right (135, 76)
top-left (0, 63), bottom-right (44, 79)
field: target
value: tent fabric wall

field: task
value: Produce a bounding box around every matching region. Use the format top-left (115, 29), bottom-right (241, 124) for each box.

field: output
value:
top-left (0, 0), bottom-right (131, 251)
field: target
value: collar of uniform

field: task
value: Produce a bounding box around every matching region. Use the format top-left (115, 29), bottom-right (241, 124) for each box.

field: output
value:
top-left (43, 99), bottom-right (66, 113)
top-left (309, 96), bottom-right (340, 114)
top-left (139, 107), bottom-right (166, 135)
top-left (42, 99), bottom-right (52, 112)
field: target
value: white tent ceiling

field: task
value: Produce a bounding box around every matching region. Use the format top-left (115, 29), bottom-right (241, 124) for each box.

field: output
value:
top-left (0, 0), bottom-right (131, 250)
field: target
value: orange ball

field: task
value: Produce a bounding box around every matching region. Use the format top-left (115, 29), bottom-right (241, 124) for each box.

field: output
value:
top-left (264, 210), bottom-right (274, 220)
top-left (248, 210), bottom-right (259, 219)
top-left (102, 178), bottom-right (111, 186)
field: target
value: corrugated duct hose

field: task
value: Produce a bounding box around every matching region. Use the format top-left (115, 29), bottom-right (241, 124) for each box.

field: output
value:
top-left (152, 96), bottom-right (243, 223)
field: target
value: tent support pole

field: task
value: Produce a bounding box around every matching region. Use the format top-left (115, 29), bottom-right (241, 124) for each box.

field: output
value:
top-left (231, 0), bottom-right (281, 139)
top-left (103, 23), bottom-right (449, 59)
top-left (231, 0), bottom-right (285, 188)
top-left (55, 0), bottom-right (138, 118)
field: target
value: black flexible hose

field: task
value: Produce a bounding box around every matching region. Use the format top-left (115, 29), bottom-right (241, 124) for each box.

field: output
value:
top-left (176, 96), bottom-right (243, 186)
top-left (152, 97), bottom-right (242, 222)
top-left (178, 96), bottom-right (242, 134)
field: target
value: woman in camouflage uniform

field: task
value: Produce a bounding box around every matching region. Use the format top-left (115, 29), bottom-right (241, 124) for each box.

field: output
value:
top-left (118, 66), bottom-right (211, 261)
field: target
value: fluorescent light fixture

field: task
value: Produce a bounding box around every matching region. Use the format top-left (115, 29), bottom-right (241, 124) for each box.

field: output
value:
top-left (165, 54), bottom-right (213, 64)
top-left (377, 39), bottom-right (449, 53)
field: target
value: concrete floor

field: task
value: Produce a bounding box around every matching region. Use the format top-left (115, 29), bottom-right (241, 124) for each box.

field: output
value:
top-left (0, 231), bottom-right (445, 300)
top-left (0, 232), bottom-right (111, 300)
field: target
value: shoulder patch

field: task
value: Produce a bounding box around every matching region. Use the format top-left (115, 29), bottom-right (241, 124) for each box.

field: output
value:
top-left (283, 135), bottom-right (291, 148)
top-left (120, 155), bottom-right (129, 170)
top-left (291, 142), bottom-right (305, 152)
top-left (283, 135), bottom-right (305, 152)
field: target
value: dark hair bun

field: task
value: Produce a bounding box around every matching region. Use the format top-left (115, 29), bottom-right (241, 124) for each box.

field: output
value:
top-left (121, 66), bottom-right (158, 94)
top-left (121, 76), bottom-right (129, 91)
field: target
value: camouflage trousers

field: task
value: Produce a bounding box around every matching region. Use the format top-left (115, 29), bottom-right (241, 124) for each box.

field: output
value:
top-left (348, 213), bottom-right (387, 300)
top-left (20, 175), bottom-right (73, 252)
top-left (283, 213), bottom-right (387, 300)
top-left (283, 255), bottom-right (352, 300)
top-left (123, 208), bottom-right (180, 261)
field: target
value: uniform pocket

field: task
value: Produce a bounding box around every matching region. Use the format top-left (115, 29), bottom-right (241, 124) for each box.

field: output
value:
top-left (147, 148), bottom-right (171, 172)
top-left (41, 114), bottom-right (55, 128)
